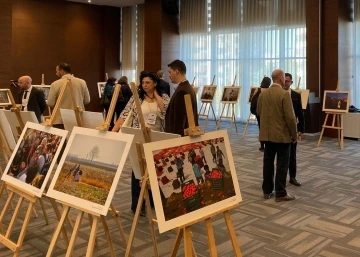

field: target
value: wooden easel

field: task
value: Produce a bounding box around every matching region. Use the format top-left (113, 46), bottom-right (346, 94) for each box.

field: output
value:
top-left (170, 95), bottom-right (242, 257)
top-left (317, 79), bottom-right (344, 150)
top-left (46, 82), bottom-right (129, 257)
top-left (216, 75), bottom-right (238, 135)
top-left (125, 82), bottom-right (159, 257)
top-left (242, 113), bottom-right (257, 138)
top-left (198, 75), bottom-right (218, 132)
top-left (41, 73), bottom-right (52, 120)
top-left (96, 84), bottom-right (120, 131)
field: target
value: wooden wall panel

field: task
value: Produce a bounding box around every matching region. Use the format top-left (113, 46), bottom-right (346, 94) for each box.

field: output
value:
top-left (0, 0), bottom-right (13, 88)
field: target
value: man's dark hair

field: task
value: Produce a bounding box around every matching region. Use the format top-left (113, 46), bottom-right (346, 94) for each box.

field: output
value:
top-left (285, 73), bottom-right (292, 80)
top-left (168, 60), bottom-right (186, 74)
top-left (58, 63), bottom-right (72, 74)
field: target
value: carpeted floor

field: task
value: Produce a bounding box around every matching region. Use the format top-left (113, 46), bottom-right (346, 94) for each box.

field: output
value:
top-left (1, 120), bottom-right (360, 256)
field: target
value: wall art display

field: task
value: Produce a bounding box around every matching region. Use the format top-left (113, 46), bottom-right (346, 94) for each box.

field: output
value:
top-left (47, 127), bottom-right (133, 216)
top-left (3, 110), bottom-right (39, 142)
top-left (33, 85), bottom-right (51, 100)
top-left (221, 86), bottom-right (241, 103)
top-left (0, 89), bottom-right (11, 106)
top-left (323, 90), bottom-right (350, 113)
top-left (200, 86), bottom-right (217, 102)
top-left (293, 89), bottom-right (310, 110)
top-left (97, 82), bottom-right (106, 98)
top-left (143, 130), bottom-right (242, 233)
top-left (1, 122), bottom-right (67, 197)
top-left (247, 86), bottom-right (259, 104)
top-left (121, 127), bottom-right (180, 179)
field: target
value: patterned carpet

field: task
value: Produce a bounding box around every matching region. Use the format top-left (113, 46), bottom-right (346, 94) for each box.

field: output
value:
top-left (1, 119), bottom-right (360, 257)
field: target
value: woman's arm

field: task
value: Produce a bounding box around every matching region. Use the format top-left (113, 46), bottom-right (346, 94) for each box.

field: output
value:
top-left (112, 117), bottom-right (125, 132)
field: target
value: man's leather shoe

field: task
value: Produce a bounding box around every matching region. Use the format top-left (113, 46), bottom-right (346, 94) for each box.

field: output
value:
top-left (263, 192), bottom-right (274, 199)
top-left (275, 194), bottom-right (296, 202)
top-left (289, 178), bottom-right (301, 186)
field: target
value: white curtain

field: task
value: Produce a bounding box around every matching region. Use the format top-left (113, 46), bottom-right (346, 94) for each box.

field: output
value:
top-left (354, 0), bottom-right (360, 107)
top-left (180, 0), bottom-right (306, 122)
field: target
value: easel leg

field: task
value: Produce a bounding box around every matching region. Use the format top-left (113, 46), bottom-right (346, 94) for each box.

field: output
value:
top-left (217, 104), bottom-right (226, 130)
top-left (337, 114), bottom-right (340, 146)
top-left (205, 218), bottom-right (218, 257)
top-left (170, 229), bottom-right (184, 257)
top-left (317, 113), bottom-right (329, 147)
top-left (232, 104), bottom-right (238, 133)
top-left (6, 197), bottom-right (25, 237)
top-left (0, 190), bottom-right (15, 233)
top-left (198, 103), bottom-right (204, 115)
top-left (204, 103), bottom-right (209, 133)
top-left (210, 103), bottom-right (218, 126)
top-left (46, 205), bottom-right (71, 257)
top-left (340, 114), bottom-right (344, 150)
top-left (39, 198), bottom-right (49, 225)
top-left (48, 198), bottom-right (69, 246)
top-left (184, 227), bottom-right (194, 257)
top-left (100, 216), bottom-right (116, 257)
top-left (86, 216), bottom-right (99, 257)
top-left (242, 113), bottom-right (251, 138)
top-left (223, 211), bottom-right (242, 257)
top-left (144, 187), bottom-right (159, 257)
top-left (110, 202), bottom-right (128, 252)
top-left (87, 213), bottom-right (99, 249)
top-left (65, 211), bottom-right (84, 257)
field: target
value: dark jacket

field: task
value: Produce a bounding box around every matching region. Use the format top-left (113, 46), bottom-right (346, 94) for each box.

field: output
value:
top-left (17, 87), bottom-right (47, 123)
top-left (165, 80), bottom-right (198, 136)
top-left (291, 90), bottom-right (305, 133)
top-left (158, 79), bottom-right (171, 97)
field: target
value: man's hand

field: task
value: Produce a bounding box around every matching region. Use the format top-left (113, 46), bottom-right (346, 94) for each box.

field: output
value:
top-left (298, 132), bottom-right (303, 137)
top-left (292, 138), bottom-right (297, 144)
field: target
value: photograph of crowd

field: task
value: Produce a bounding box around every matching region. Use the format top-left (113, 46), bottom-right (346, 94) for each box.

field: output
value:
top-left (47, 127), bottom-right (132, 215)
top-left (247, 86), bottom-right (259, 104)
top-left (323, 91), bottom-right (350, 113)
top-left (2, 125), bottom-right (65, 196)
top-left (97, 82), bottom-right (106, 98)
top-left (34, 85), bottom-right (51, 100)
top-left (200, 86), bottom-right (217, 102)
top-left (0, 89), bottom-right (10, 105)
top-left (221, 87), bottom-right (240, 103)
top-left (149, 136), bottom-right (237, 222)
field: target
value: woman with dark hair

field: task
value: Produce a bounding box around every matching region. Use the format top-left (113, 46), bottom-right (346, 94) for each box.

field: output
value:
top-left (115, 76), bottom-right (132, 122)
top-left (112, 72), bottom-right (170, 216)
top-left (102, 77), bottom-right (117, 129)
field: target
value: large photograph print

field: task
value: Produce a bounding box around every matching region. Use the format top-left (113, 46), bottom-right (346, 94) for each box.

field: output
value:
top-left (323, 90), bottom-right (350, 113)
top-left (221, 86), bottom-right (241, 103)
top-left (97, 82), bottom-right (106, 98)
top-left (33, 85), bottom-right (51, 100)
top-left (1, 122), bottom-right (67, 197)
top-left (200, 85), bottom-right (217, 102)
top-left (144, 130), bottom-right (242, 233)
top-left (47, 127), bottom-right (133, 216)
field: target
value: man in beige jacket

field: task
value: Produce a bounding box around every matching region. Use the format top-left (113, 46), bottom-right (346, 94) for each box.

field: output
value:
top-left (47, 63), bottom-right (90, 129)
top-left (257, 69), bottom-right (297, 202)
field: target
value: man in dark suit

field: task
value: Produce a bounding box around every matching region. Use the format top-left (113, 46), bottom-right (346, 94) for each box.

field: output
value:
top-left (283, 73), bottom-right (305, 187)
top-left (257, 69), bottom-right (298, 202)
top-left (165, 60), bottom-right (199, 136)
top-left (17, 76), bottom-right (47, 123)
top-left (157, 70), bottom-right (171, 97)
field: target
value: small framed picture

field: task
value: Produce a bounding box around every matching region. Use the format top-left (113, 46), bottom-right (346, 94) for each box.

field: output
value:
top-left (33, 85), bottom-right (51, 101)
top-left (221, 86), bottom-right (241, 104)
top-left (200, 86), bottom-right (217, 102)
top-left (97, 82), bottom-right (106, 98)
top-left (322, 90), bottom-right (350, 113)
top-left (247, 86), bottom-right (260, 104)
top-left (0, 89), bottom-right (11, 106)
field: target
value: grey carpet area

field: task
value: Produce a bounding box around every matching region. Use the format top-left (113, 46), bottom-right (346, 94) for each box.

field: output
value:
top-left (1, 120), bottom-right (360, 256)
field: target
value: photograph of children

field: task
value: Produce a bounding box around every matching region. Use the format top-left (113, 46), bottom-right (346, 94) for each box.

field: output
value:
top-left (221, 86), bottom-right (241, 103)
top-left (144, 130), bottom-right (242, 233)
top-left (247, 86), bottom-right (259, 104)
top-left (323, 90), bottom-right (350, 113)
top-left (97, 82), bottom-right (106, 98)
top-left (33, 85), bottom-right (51, 100)
top-left (1, 122), bottom-right (67, 197)
top-left (200, 86), bottom-right (217, 102)
top-left (47, 127), bottom-right (133, 216)
top-left (0, 89), bottom-right (10, 105)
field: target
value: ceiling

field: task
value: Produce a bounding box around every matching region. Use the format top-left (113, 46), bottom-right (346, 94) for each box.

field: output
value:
top-left (67, 0), bottom-right (145, 8)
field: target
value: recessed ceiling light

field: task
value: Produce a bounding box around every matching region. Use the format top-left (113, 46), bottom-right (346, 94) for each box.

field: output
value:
top-left (88, 0), bottom-right (91, 2)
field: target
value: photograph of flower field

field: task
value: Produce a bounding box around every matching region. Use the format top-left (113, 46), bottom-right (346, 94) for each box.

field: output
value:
top-left (53, 134), bottom-right (124, 205)
top-left (152, 137), bottom-right (236, 221)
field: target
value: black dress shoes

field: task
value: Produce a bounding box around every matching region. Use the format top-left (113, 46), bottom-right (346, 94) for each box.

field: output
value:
top-left (275, 194), bottom-right (296, 202)
top-left (289, 178), bottom-right (301, 187)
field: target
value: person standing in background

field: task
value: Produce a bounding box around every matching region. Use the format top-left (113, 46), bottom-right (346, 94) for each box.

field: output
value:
top-left (157, 70), bottom-right (171, 97)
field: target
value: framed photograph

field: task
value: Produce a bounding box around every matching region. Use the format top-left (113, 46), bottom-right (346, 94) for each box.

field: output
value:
top-left (293, 89), bottom-right (310, 110)
top-left (1, 122), bottom-right (67, 197)
top-left (33, 85), bottom-right (51, 101)
top-left (143, 130), bottom-right (242, 233)
top-left (3, 110), bottom-right (39, 142)
top-left (247, 86), bottom-right (260, 104)
top-left (47, 127), bottom-right (133, 216)
top-left (121, 127), bottom-right (180, 179)
top-left (0, 110), bottom-right (16, 151)
top-left (97, 82), bottom-right (106, 98)
top-left (323, 90), bottom-right (350, 113)
top-left (221, 86), bottom-right (241, 104)
top-left (0, 89), bottom-right (11, 106)
top-left (60, 109), bottom-right (104, 139)
top-left (192, 86), bottom-right (199, 95)
top-left (200, 86), bottom-right (217, 102)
